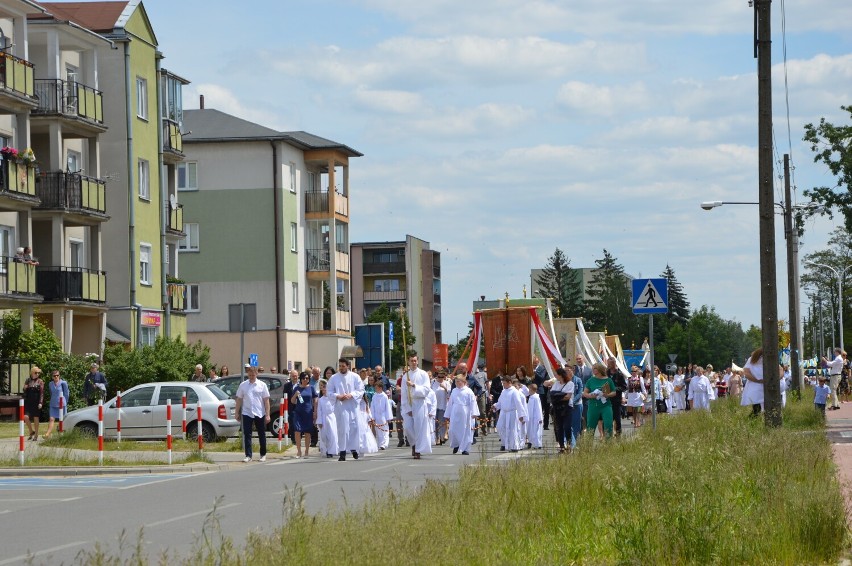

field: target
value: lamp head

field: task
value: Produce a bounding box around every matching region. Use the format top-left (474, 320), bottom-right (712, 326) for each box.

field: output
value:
top-left (700, 201), bottom-right (722, 211)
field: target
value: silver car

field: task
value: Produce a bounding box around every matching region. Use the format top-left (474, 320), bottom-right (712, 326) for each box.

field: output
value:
top-left (64, 381), bottom-right (240, 442)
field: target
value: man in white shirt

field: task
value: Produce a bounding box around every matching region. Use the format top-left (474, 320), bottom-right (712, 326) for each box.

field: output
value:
top-left (235, 365), bottom-right (271, 463)
top-left (823, 348), bottom-right (845, 410)
top-left (327, 357), bottom-right (365, 461)
top-left (400, 353), bottom-right (432, 459)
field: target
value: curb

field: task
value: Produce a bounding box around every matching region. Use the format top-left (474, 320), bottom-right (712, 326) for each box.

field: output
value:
top-left (0, 462), bottom-right (231, 477)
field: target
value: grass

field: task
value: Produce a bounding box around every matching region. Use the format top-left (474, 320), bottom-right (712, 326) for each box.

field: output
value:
top-left (0, 422), bottom-right (23, 438)
top-left (33, 430), bottom-right (289, 454)
top-left (0, 449), bottom-right (212, 467)
top-left (42, 395), bottom-right (852, 564)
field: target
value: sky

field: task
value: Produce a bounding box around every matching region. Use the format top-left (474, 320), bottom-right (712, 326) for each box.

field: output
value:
top-left (141, 0), bottom-right (852, 345)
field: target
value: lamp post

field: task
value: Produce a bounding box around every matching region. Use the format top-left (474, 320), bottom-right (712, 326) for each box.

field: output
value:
top-left (804, 261), bottom-right (852, 354)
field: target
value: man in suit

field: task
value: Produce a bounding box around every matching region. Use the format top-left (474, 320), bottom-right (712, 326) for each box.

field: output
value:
top-left (574, 354), bottom-right (592, 430)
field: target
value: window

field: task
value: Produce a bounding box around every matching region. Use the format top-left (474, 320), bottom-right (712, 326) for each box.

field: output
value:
top-left (186, 283), bottom-right (200, 312)
top-left (139, 243), bottom-right (151, 285)
top-left (158, 386), bottom-right (198, 405)
top-left (177, 162), bottom-right (197, 191)
top-left (136, 77), bottom-right (148, 119)
top-left (292, 282), bottom-right (299, 312)
top-left (374, 279), bottom-right (400, 292)
top-left (69, 239), bottom-right (84, 268)
top-left (138, 159), bottom-right (149, 200)
top-left (67, 150), bottom-right (81, 173)
top-left (289, 163), bottom-right (297, 193)
top-left (140, 326), bottom-right (158, 346)
top-left (0, 225), bottom-right (13, 272)
top-left (290, 222), bottom-right (297, 252)
top-left (179, 223), bottom-right (199, 252)
top-left (120, 386), bottom-right (155, 408)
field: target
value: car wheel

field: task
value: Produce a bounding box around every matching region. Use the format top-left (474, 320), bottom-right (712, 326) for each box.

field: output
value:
top-left (268, 413), bottom-right (283, 435)
top-left (76, 422), bottom-right (98, 438)
top-left (187, 421), bottom-right (217, 443)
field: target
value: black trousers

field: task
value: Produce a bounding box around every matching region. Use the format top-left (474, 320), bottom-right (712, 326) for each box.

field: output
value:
top-left (541, 391), bottom-right (551, 429)
top-left (613, 400), bottom-right (622, 435)
top-left (553, 405), bottom-right (572, 449)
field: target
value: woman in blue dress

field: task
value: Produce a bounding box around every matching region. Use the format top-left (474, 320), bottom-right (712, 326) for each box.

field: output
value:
top-left (291, 372), bottom-right (316, 458)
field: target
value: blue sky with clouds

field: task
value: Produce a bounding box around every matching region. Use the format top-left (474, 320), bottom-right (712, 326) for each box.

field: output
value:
top-left (142, 0), bottom-right (852, 344)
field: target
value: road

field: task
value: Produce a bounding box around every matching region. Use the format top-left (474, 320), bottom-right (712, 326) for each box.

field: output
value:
top-left (0, 432), bottom-right (528, 564)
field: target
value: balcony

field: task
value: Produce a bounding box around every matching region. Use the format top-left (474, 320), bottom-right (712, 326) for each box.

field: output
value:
top-left (31, 79), bottom-right (105, 133)
top-left (36, 266), bottom-right (106, 304)
top-left (305, 190), bottom-right (349, 218)
top-left (433, 265), bottom-right (441, 278)
top-left (308, 307), bottom-right (351, 333)
top-left (168, 283), bottom-right (186, 312)
top-left (0, 159), bottom-right (36, 199)
top-left (363, 260), bottom-right (406, 275)
top-left (35, 171), bottom-right (106, 217)
top-left (163, 118), bottom-right (183, 162)
top-left (306, 248), bottom-right (330, 272)
top-left (364, 290), bottom-right (406, 302)
top-left (0, 258), bottom-right (38, 296)
top-left (433, 293), bottom-right (441, 305)
top-left (334, 192), bottom-right (349, 217)
top-left (0, 52), bottom-right (36, 111)
top-left (167, 202), bottom-right (184, 235)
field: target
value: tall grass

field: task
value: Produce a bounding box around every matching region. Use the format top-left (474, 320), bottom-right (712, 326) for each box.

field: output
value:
top-left (74, 396), bottom-right (852, 564)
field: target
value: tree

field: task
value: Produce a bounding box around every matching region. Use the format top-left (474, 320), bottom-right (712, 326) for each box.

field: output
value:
top-left (801, 226), bottom-right (852, 352)
top-left (803, 105), bottom-right (852, 230)
top-left (657, 306), bottom-right (753, 369)
top-left (584, 249), bottom-right (640, 343)
top-left (0, 312), bottom-right (63, 373)
top-left (534, 247), bottom-right (583, 318)
top-left (661, 264), bottom-right (690, 322)
top-left (366, 303), bottom-right (415, 369)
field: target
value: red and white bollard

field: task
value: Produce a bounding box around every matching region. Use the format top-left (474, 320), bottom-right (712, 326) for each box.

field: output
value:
top-left (166, 399), bottom-right (172, 465)
top-left (116, 391), bottom-right (122, 443)
top-left (97, 400), bottom-right (104, 466)
top-left (197, 405), bottom-right (203, 452)
top-left (283, 397), bottom-right (289, 445)
top-left (18, 399), bottom-right (24, 466)
top-left (181, 393), bottom-right (187, 440)
top-left (58, 393), bottom-right (65, 434)
top-left (278, 398), bottom-right (284, 450)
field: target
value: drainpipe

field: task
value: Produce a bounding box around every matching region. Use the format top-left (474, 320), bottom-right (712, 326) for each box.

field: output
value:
top-left (156, 56), bottom-right (170, 338)
top-left (123, 40), bottom-right (141, 349)
top-left (270, 140), bottom-right (282, 370)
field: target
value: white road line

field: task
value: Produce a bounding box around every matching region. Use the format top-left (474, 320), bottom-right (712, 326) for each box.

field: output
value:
top-left (0, 497), bottom-right (81, 502)
top-left (0, 540), bottom-right (88, 566)
top-left (118, 473), bottom-right (206, 490)
top-left (144, 502), bottom-right (241, 528)
top-left (359, 462), bottom-right (401, 474)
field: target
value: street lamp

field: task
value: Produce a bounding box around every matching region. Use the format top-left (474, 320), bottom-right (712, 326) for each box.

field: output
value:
top-left (804, 261), bottom-right (852, 354)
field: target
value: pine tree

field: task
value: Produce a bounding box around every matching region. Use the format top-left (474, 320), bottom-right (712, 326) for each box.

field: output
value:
top-left (661, 264), bottom-right (690, 322)
top-left (534, 247), bottom-right (583, 317)
top-left (584, 249), bottom-right (638, 341)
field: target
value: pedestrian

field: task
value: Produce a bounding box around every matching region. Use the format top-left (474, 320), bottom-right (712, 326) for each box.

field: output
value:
top-left (823, 348), bottom-right (844, 410)
top-left (445, 375), bottom-right (478, 455)
top-left (526, 383), bottom-right (544, 449)
top-left (43, 370), bottom-right (70, 439)
top-left (315, 379), bottom-right (338, 458)
top-left (431, 369), bottom-right (451, 444)
top-left (283, 370), bottom-right (299, 441)
top-left (606, 357), bottom-right (628, 435)
top-left (291, 372), bottom-right (316, 458)
top-left (83, 362), bottom-right (107, 406)
top-left (574, 354), bottom-right (592, 429)
top-left (544, 367), bottom-right (574, 453)
top-left (583, 363), bottom-right (617, 438)
top-left (235, 365), bottom-right (270, 463)
top-left (327, 358), bottom-right (365, 461)
top-left (493, 376), bottom-right (526, 452)
top-left (814, 376), bottom-right (831, 417)
top-left (728, 369), bottom-right (743, 398)
top-left (627, 367), bottom-right (646, 426)
top-left (533, 356), bottom-right (551, 430)
top-left (190, 364), bottom-right (206, 382)
top-left (23, 367), bottom-right (44, 441)
top-left (671, 367), bottom-right (687, 412)
top-left (688, 366), bottom-right (713, 411)
top-left (741, 349), bottom-right (765, 416)
top-left (400, 353), bottom-right (432, 459)
top-left (370, 382), bottom-right (392, 450)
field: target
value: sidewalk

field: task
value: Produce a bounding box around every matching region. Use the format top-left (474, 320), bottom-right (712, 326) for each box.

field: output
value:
top-left (826, 401), bottom-right (852, 526)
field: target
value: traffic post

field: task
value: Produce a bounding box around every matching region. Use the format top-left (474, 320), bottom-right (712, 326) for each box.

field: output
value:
top-left (58, 393), bottom-right (65, 434)
top-left (116, 391), bottom-right (122, 443)
top-left (197, 405), bottom-right (203, 452)
top-left (283, 396), bottom-right (289, 444)
top-left (18, 399), bottom-right (24, 466)
top-left (278, 398), bottom-right (284, 450)
top-left (166, 399), bottom-right (173, 465)
top-left (97, 400), bottom-right (104, 465)
top-left (632, 278), bottom-right (669, 431)
top-left (181, 393), bottom-right (187, 440)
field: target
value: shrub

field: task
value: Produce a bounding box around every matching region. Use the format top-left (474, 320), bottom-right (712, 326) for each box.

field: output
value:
top-left (101, 336), bottom-right (211, 395)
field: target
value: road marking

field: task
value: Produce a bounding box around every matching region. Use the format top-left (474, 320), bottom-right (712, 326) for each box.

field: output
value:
top-left (119, 472), bottom-right (208, 490)
top-left (359, 462), bottom-right (400, 474)
top-left (298, 478), bottom-right (335, 490)
top-left (144, 502), bottom-right (241, 528)
top-left (0, 540), bottom-right (88, 566)
top-left (0, 497), bottom-right (81, 502)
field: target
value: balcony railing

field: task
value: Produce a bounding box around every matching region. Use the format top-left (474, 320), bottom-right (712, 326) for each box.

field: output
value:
top-left (32, 79), bottom-right (104, 125)
top-left (36, 266), bottom-right (106, 303)
top-left (168, 283), bottom-right (186, 311)
top-left (433, 293), bottom-right (441, 304)
top-left (335, 193), bottom-right (349, 217)
top-left (364, 290), bottom-right (406, 302)
top-left (308, 307), bottom-right (351, 332)
top-left (0, 257), bottom-right (37, 296)
top-left (363, 261), bottom-right (406, 275)
top-left (336, 249), bottom-right (349, 273)
top-left (168, 202), bottom-right (184, 233)
top-left (163, 118), bottom-right (183, 155)
top-left (305, 191), bottom-right (329, 214)
top-left (306, 248), bottom-right (330, 271)
top-left (433, 265), bottom-right (441, 278)
top-left (35, 171), bottom-right (106, 214)
top-left (0, 159), bottom-right (36, 197)
top-left (0, 52), bottom-right (35, 100)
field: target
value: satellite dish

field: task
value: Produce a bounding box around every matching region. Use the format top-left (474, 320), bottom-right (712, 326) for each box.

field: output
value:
top-left (169, 194), bottom-right (178, 209)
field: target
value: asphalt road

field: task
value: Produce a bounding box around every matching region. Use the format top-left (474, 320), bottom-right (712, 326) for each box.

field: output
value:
top-left (0, 432), bottom-right (528, 565)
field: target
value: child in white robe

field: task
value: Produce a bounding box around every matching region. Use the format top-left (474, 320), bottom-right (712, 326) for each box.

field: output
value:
top-left (495, 377), bottom-right (526, 451)
top-left (526, 383), bottom-right (544, 449)
top-left (358, 391), bottom-right (378, 454)
top-left (316, 380), bottom-right (338, 458)
top-left (426, 387), bottom-right (437, 446)
top-left (370, 382), bottom-right (392, 450)
top-left (446, 376), bottom-right (479, 454)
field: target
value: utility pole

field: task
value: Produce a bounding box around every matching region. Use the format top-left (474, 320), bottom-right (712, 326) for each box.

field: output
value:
top-left (755, 0), bottom-right (782, 426)
top-left (783, 154), bottom-right (802, 396)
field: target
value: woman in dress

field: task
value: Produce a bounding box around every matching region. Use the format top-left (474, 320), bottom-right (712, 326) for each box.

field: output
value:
top-left (291, 372), bottom-right (316, 458)
top-left (583, 363), bottom-right (617, 438)
top-left (728, 370), bottom-right (743, 397)
top-left (627, 367), bottom-right (646, 426)
top-left (43, 370), bottom-right (70, 439)
top-left (741, 348), bottom-right (765, 416)
top-left (23, 367), bottom-right (44, 441)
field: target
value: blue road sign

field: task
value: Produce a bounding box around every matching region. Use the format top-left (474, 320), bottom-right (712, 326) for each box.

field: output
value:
top-left (249, 353), bottom-right (259, 367)
top-left (388, 321), bottom-right (394, 343)
top-left (632, 278), bottom-right (668, 314)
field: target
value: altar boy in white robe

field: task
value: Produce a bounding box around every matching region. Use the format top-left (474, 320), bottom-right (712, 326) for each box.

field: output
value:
top-left (526, 383), bottom-right (544, 449)
top-left (328, 358), bottom-right (365, 461)
top-left (400, 354), bottom-right (432, 459)
top-left (446, 375), bottom-right (479, 455)
top-left (370, 382), bottom-right (392, 450)
top-left (315, 379), bottom-right (338, 458)
top-left (495, 376), bottom-right (526, 452)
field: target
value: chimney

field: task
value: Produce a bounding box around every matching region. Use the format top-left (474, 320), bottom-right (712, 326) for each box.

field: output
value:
top-left (199, 94), bottom-right (205, 109)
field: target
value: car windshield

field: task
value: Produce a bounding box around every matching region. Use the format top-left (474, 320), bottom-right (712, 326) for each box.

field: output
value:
top-left (206, 384), bottom-right (230, 400)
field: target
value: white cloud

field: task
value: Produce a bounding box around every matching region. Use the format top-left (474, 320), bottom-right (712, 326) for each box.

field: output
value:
top-left (556, 81), bottom-right (649, 117)
top-left (185, 84), bottom-right (286, 130)
top-left (352, 87), bottom-right (424, 114)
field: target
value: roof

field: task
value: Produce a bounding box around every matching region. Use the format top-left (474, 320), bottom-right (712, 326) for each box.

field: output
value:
top-left (183, 109), bottom-right (363, 157)
top-left (36, 1), bottom-right (128, 32)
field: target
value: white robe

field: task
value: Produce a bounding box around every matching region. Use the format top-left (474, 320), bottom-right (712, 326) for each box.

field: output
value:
top-left (671, 374), bottom-right (686, 411)
top-left (370, 391), bottom-right (392, 449)
top-left (357, 396), bottom-right (378, 454)
top-left (426, 388), bottom-right (437, 446)
top-left (495, 387), bottom-right (526, 450)
top-left (315, 395), bottom-right (338, 456)
top-left (688, 374), bottom-right (712, 410)
top-left (400, 367), bottom-right (433, 454)
top-left (328, 370), bottom-right (365, 453)
top-left (446, 386), bottom-right (478, 452)
top-left (741, 357), bottom-right (765, 406)
top-left (526, 393), bottom-right (544, 448)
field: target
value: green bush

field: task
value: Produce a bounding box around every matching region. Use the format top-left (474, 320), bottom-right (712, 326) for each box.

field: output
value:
top-left (101, 336), bottom-right (211, 396)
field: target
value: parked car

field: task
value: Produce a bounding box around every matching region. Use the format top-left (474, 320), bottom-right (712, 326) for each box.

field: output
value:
top-left (214, 374), bottom-right (287, 435)
top-left (64, 381), bottom-right (239, 442)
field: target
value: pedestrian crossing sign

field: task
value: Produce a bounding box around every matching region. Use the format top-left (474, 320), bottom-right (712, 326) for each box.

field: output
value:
top-left (632, 278), bottom-right (668, 314)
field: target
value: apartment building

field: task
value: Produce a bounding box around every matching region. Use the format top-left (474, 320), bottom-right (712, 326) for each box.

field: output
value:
top-left (350, 236), bottom-right (442, 366)
top-left (179, 107), bottom-right (362, 371)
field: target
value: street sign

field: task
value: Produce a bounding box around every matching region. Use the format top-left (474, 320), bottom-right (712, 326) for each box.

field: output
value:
top-left (249, 353), bottom-right (259, 367)
top-left (632, 278), bottom-right (668, 315)
top-left (668, 354), bottom-right (678, 362)
top-left (388, 321), bottom-right (394, 349)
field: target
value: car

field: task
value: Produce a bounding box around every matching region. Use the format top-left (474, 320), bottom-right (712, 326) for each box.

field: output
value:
top-left (213, 373), bottom-right (288, 435)
top-left (64, 381), bottom-right (240, 442)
